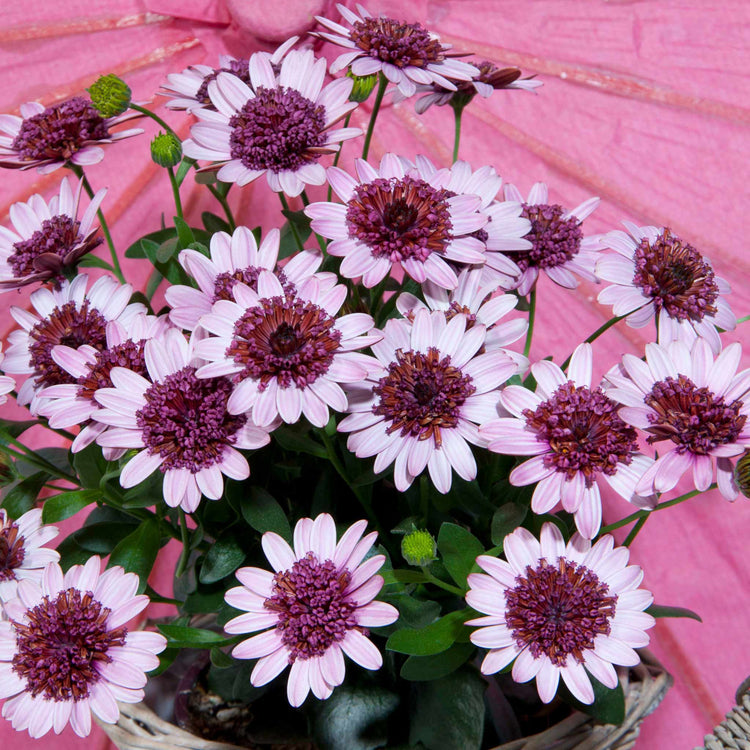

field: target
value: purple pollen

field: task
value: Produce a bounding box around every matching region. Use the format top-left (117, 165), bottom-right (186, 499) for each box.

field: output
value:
top-left (524, 381), bottom-right (638, 480)
top-left (228, 86), bottom-right (327, 173)
top-left (212, 266), bottom-right (291, 303)
top-left (505, 557), bottom-right (617, 667)
top-left (228, 294), bottom-right (341, 390)
top-left (0, 521), bottom-right (25, 583)
top-left (196, 59), bottom-right (251, 105)
top-left (644, 375), bottom-right (746, 455)
top-left (12, 97), bottom-right (110, 163)
top-left (350, 17), bottom-right (444, 69)
top-left (632, 229), bottom-right (719, 322)
top-left (513, 203), bottom-right (583, 272)
top-left (28, 300), bottom-right (108, 388)
top-left (77, 339), bottom-right (147, 401)
top-left (264, 552), bottom-right (359, 662)
top-left (373, 347), bottom-right (475, 448)
top-left (346, 176), bottom-right (453, 263)
top-left (136, 366), bottom-right (246, 472)
top-left (11, 588), bottom-right (127, 702)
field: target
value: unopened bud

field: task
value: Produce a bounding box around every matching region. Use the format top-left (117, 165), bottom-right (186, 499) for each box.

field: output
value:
top-left (0, 450), bottom-right (16, 486)
top-left (150, 132), bottom-right (182, 168)
top-left (401, 528), bottom-right (438, 567)
top-left (347, 71), bottom-right (378, 103)
top-left (87, 74), bottom-right (132, 118)
top-left (735, 451), bottom-right (750, 498)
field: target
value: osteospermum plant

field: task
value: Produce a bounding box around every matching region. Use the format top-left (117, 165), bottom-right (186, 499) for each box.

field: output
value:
top-left (0, 5), bottom-right (744, 748)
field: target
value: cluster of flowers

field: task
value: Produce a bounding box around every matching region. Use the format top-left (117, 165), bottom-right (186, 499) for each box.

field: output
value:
top-left (0, 1), bottom-right (746, 742)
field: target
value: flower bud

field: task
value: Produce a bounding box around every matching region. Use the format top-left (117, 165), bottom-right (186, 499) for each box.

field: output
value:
top-left (0, 450), bottom-right (16, 487)
top-left (401, 528), bottom-right (438, 567)
top-left (735, 451), bottom-right (750, 498)
top-left (150, 132), bottom-right (182, 168)
top-left (87, 74), bottom-right (132, 118)
top-left (347, 71), bottom-right (378, 103)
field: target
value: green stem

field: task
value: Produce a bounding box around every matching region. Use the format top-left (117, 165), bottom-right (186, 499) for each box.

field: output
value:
top-left (207, 184), bottom-right (236, 231)
top-left (129, 103), bottom-right (177, 138)
top-left (70, 165), bottom-right (124, 283)
top-left (737, 314), bottom-right (750, 325)
top-left (279, 194), bottom-right (305, 253)
top-left (523, 288), bottom-right (536, 359)
top-left (3, 442), bottom-right (79, 485)
top-left (361, 74), bottom-right (388, 161)
top-left (420, 566), bottom-right (464, 597)
top-left (560, 314), bottom-right (627, 371)
top-left (623, 515), bottom-right (649, 546)
top-left (327, 112), bottom-right (352, 202)
top-left (167, 166), bottom-right (183, 220)
top-left (175, 510), bottom-right (192, 578)
top-left (452, 105), bottom-right (464, 163)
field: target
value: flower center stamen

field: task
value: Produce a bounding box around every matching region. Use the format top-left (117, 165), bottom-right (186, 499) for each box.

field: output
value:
top-left (514, 203), bottom-right (582, 271)
top-left (76, 340), bottom-right (147, 401)
top-left (0, 521), bottom-right (25, 582)
top-left (350, 17), bottom-right (444, 68)
top-left (212, 267), bottom-right (290, 303)
top-left (196, 59), bottom-right (251, 105)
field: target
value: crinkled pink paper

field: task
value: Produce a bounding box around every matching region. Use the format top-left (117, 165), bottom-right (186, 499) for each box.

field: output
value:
top-left (1, 1), bottom-right (748, 747)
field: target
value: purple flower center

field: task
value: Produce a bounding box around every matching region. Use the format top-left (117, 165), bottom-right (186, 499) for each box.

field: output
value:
top-left (644, 375), bottom-right (746, 454)
top-left (632, 229), bottom-right (719, 322)
top-left (12, 97), bottom-right (110, 163)
top-left (513, 203), bottom-right (583, 272)
top-left (28, 300), bottom-right (108, 388)
top-left (196, 59), bottom-right (251, 105)
top-left (11, 588), bottom-right (127, 701)
top-left (228, 86), bottom-right (327, 173)
top-left (524, 382), bottom-right (638, 480)
top-left (228, 295), bottom-right (341, 390)
top-left (373, 347), bottom-right (475, 448)
top-left (136, 366), bottom-right (246, 472)
top-left (212, 267), bottom-right (290, 303)
top-left (346, 177), bottom-right (453, 264)
top-left (505, 558), bottom-right (616, 667)
top-left (0, 521), bottom-right (25, 582)
top-left (350, 17), bottom-right (444, 68)
top-left (264, 552), bottom-right (358, 662)
top-left (77, 339), bottom-right (147, 401)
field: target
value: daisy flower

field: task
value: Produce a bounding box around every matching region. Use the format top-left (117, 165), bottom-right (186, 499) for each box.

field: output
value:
top-left (0, 177), bottom-right (106, 292)
top-left (164, 226), bottom-right (323, 331)
top-left (94, 328), bottom-right (271, 513)
top-left (480, 344), bottom-right (654, 538)
top-left (36, 314), bottom-right (169, 457)
top-left (0, 509), bottom-right (59, 603)
top-left (338, 308), bottom-right (518, 493)
top-left (396, 266), bottom-right (528, 370)
top-left (159, 38), bottom-right (299, 111)
top-left (313, 4), bottom-right (478, 98)
top-left (1, 274), bottom-right (145, 415)
top-left (225, 513), bottom-right (398, 707)
top-left (605, 339), bottom-right (750, 501)
top-left (182, 49), bottom-right (360, 197)
top-left (194, 268), bottom-right (381, 428)
top-left (502, 182), bottom-right (601, 296)
top-left (305, 154), bottom-right (490, 289)
top-left (0, 97), bottom-right (143, 174)
top-left (0, 343), bottom-right (15, 406)
top-left (0, 557), bottom-right (167, 738)
top-left (467, 523), bottom-right (655, 705)
top-left (596, 222), bottom-right (735, 354)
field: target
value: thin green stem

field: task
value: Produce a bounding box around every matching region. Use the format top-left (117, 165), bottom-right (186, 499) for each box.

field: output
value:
top-left (327, 112), bottom-right (352, 202)
top-left (207, 184), bottom-right (236, 231)
top-left (420, 566), bottom-right (464, 597)
top-left (452, 105), bottom-right (464, 163)
top-left (279, 194), bottom-right (305, 253)
top-left (523, 288), bottom-right (536, 359)
top-left (560, 314), bottom-right (627, 371)
top-left (129, 103), bottom-right (177, 138)
top-left (361, 74), bottom-right (388, 161)
top-left (70, 165), bottom-right (124, 282)
top-left (167, 167), bottom-right (183, 220)
top-left (623, 515), bottom-right (649, 546)
top-left (3, 442), bottom-right (79, 485)
top-left (737, 314), bottom-right (750, 325)
top-left (175, 510), bottom-right (192, 578)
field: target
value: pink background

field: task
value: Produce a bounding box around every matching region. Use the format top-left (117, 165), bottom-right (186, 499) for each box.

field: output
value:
top-left (1, 0), bottom-right (749, 747)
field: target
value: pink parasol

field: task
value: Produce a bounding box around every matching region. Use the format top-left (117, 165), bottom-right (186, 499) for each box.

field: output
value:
top-left (1, 1), bottom-right (748, 747)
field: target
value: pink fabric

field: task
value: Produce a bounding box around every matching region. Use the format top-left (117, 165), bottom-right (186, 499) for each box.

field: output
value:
top-left (1, 1), bottom-right (748, 747)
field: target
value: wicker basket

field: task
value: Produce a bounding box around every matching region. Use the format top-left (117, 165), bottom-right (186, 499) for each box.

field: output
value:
top-left (697, 677), bottom-right (750, 750)
top-left (99, 650), bottom-right (670, 750)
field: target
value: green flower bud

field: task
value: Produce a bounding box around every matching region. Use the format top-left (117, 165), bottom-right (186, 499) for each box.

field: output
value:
top-left (401, 528), bottom-right (437, 567)
top-left (87, 74), bottom-right (132, 118)
top-left (735, 451), bottom-right (750, 498)
top-left (0, 450), bottom-right (17, 487)
top-left (151, 132), bottom-right (182, 168)
top-left (347, 71), bottom-right (378, 103)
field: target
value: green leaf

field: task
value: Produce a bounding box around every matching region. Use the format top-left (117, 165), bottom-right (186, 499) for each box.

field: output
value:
top-left (173, 217), bottom-right (196, 249)
top-left (150, 647), bottom-right (179, 676)
top-left (210, 647), bottom-right (235, 669)
top-left (239, 486), bottom-right (292, 542)
top-left (76, 255), bottom-right (115, 271)
top-left (0, 418), bottom-right (38, 442)
top-left (55, 535), bottom-right (91, 571)
top-left (156, 237), bottom-right (179, 263)
top-left (409, 666), bottom-right (486, 750)
top-left (391, 595), bottom-right (441, 630)
top-left (646, 604), bottom-right (702, 623)
top-left (1, 472), bottom-right (47, 517)
top-left (273, 426), bottom-right (327, 458)
top-left (107, 519), bottom-right (162, 593)
top-left (73, 521), bottom-right (137, 554)
top-left (124, 228), bottom-right (177, 259)
top-left (278, 209), bottom-right (312, 259)
top-left (386, 609), bottom-right (469, 656)
top-left (183, 587), bottom-right (227, 615)
top-left (400, 642), bottom-right (475, 682)
top-left (437, 523), bottom-right (484, 589)
top-left (202, 211), bottom-right (231, 234)
top-left (14, 447), bottom-right (71, 479)
top-left (490, 503), bottom-right (528, 546)
top-left (72, 444), bottom-right (107, 489)
top-left (157, 624), bottom-right (229, 648)
top-left (564, 676), bottom-right (626, 725)
top-left (42, 489), bottom-right (99, 523)
top-left (381, 569), bottom-right (427, 586)
top-left (199, 533), bottom-right (246, 584)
